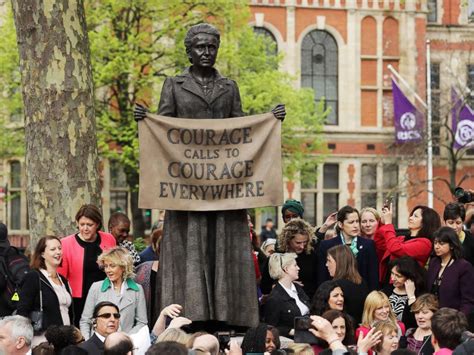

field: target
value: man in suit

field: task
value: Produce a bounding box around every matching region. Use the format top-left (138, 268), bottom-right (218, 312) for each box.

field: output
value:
top-left (80, 301), bottom-right (120, 354)
top-left (317, 206), bottom-right (379, 291)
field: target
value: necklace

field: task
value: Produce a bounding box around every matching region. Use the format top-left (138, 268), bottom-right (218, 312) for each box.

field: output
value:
top-left (190, 70), bottom-right (215, 96)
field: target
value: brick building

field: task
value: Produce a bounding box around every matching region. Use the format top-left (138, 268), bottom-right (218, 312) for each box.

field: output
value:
top-left (250, 0), bottom-right (474, 229)
top-left (1, 0), bottom-right (473, 245)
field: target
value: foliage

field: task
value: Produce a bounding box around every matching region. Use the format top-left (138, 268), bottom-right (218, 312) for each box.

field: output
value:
top-left (85, 0), bottom-right (326, 184)
top-left (0, 0), bottom-right (327, 234)
top-left (0, 4), bottom-right (25, 159)
top-left (133, 236), bottom-right (147, 253)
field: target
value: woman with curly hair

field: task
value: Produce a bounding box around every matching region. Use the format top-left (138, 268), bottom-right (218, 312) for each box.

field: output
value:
top-left (241, 323), bottom-right (279, 354)
top-left (79, 247), bottom-right (147, 339)
top-left (261, 218), bottom-right (318, 299)
top-left (310, 280), bottom-right (344, 317)
top-left (384, 256), bottom-right (427, 329)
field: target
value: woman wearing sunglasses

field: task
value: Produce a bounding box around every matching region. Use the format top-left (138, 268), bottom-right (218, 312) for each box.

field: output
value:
top-left (80, 247), bottom-right (147, 339)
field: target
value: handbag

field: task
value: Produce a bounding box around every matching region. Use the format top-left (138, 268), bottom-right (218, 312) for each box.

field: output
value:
top-left (29, 272), bottom-right (44, 334)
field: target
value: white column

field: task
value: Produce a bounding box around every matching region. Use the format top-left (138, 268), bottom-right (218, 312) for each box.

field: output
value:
top-left (345, 8), bottom-right (360, 129)
top-left (285, 4), bottom-right (298, 82)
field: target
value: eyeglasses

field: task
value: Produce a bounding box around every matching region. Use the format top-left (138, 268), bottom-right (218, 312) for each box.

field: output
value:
top-left (97, 312), bottom-right (121, 319)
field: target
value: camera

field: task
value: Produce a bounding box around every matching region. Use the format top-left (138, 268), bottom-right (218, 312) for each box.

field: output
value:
top-left (214, 331), bottom-right (231, 352)
top-left (294, 316), bottom-right (313, 330)
top-left (454, 187), bottom-right (473, 204)
top-left (294, 316), bottom-right (322, 345)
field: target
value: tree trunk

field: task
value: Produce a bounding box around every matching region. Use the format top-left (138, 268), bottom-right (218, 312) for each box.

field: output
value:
top-left (126, 170), bottom-right (146, 238)
top-left (11, 0), bottom-right (101, 247)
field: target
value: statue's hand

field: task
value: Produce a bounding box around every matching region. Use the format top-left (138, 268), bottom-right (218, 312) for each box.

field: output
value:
top-left (271, 104), bottom-right (286, 121)
top-left (134, 103), bottom-right (149, 122)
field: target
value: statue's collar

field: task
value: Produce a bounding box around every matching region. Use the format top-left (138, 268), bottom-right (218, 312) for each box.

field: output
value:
top-left (178, 67), bottom-right (224, 82)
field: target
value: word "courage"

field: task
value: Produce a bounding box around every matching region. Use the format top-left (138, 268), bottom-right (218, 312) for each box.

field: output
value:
top-left (167, 127), bottom-right (252, 145)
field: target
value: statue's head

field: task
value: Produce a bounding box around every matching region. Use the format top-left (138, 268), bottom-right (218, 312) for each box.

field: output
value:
top-left (184, 23), bottom-right (221, 64)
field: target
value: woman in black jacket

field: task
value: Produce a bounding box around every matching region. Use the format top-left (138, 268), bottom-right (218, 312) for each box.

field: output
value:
top-left (263, 253), bottom-right (310, 337)
top-left (18, 236), bottom-right (73, 344)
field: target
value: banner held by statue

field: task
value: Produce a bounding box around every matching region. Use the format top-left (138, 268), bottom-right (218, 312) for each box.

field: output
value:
top-left (138, 112), bottom-right (283, 211)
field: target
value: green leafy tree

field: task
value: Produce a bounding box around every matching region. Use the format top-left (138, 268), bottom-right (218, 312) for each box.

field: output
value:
top-left (0, 5), bottom-right (25, 159)
top-left (87, 0), bottom-right (327, 236)
top-left (0, 1), bottom-right (326, 237)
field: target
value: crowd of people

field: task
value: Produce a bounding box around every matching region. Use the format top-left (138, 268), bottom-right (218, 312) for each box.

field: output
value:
top-left (0, 195), bottom-right (472, 355)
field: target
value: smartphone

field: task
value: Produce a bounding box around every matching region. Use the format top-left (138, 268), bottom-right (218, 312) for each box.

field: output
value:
top-left (383, 197), bottom-right (392, 208)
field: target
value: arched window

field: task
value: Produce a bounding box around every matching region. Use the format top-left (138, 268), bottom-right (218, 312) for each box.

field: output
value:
top-left (253, 26), bottom-right (278, 55)
top-left (301, 30), bottom-right (338, 125)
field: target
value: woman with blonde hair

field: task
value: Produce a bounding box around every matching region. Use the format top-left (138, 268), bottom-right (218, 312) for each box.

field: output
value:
top-left (326, 245), bottom-right (369, 325)
top-left (360, 207), bottom-right (381, 240)
top-left (263, 253), bottom-right (310, 337)
top-left (156, 327), bottom-right (190, 345)
top-left (356, 291), bottom-right (405, 343)
top-left (80, 247), bottom-right (147, 339)
top-left (372, 320), bottom-right (399, 355)
top-left (261, 218), bottom-right (318, 299)
top-left (286, 342), bottom-right (314, 354)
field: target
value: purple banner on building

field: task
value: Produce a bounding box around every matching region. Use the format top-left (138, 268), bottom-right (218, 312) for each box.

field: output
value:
top-left (451, 89), bottom-right (474, 149)
top-left (392, 79), bottom-right (424, 143)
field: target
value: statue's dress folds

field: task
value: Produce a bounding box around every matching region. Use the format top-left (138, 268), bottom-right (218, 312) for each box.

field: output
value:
top-left (157, 68), bottom-right (259, 327)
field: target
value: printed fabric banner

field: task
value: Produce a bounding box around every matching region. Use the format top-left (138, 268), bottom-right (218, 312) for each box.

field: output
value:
top-left (138, 112), bottom-right (283, 211)
top-left (392, 79), bottom-right (424, 143)
top-left (451, 89), bottom-right (474, 149)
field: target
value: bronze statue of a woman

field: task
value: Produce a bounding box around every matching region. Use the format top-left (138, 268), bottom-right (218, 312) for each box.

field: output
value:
top-left (135, 23), bottom-right (285, 329)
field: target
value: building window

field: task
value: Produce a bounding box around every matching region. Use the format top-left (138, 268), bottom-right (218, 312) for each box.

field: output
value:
top-left (301, 30), bottom-right (338, 125)
top-left (301, 163), bottom-right (340, 226)
top-left (427, 0), bottom-right (437, 22)
top-left (253, 27), bottom-right (278, 55)
top-left (9, 161), bottom-right (22, 230)
top-left (382, 164), bottom-right (399, 227)
top-left (323, 164), bottom-right (339, 221)
top-left (110, 160), bottom-right (128, 215)
top-left (361, 164), bottom-right (377, 208)
top-left (360, 163), bottom-right (399, 227)
top-left (431, 63), bottom-right (440, 155)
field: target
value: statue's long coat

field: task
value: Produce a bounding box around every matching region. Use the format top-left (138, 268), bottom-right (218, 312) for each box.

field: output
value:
top-left (157, 67), bottom-right (259, 327)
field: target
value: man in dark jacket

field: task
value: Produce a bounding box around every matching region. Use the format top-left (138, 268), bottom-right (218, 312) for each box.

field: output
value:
top-left (80, 302), bottom-right (120, 354)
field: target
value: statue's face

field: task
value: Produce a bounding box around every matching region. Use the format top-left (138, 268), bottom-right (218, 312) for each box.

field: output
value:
top-left (188, 33), bottom-right (218, 68)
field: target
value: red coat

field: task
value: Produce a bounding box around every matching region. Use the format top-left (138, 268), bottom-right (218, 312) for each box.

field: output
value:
top-left (58, 231), bottom-right (116, 298)
top-left (374, 224), bottom-right (432, 282)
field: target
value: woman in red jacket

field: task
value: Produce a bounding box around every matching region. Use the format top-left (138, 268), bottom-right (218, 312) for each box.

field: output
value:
top-left (57, 204), bottom-right (116, 326)
top-left (375, 204), bottom-right (440, 285)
